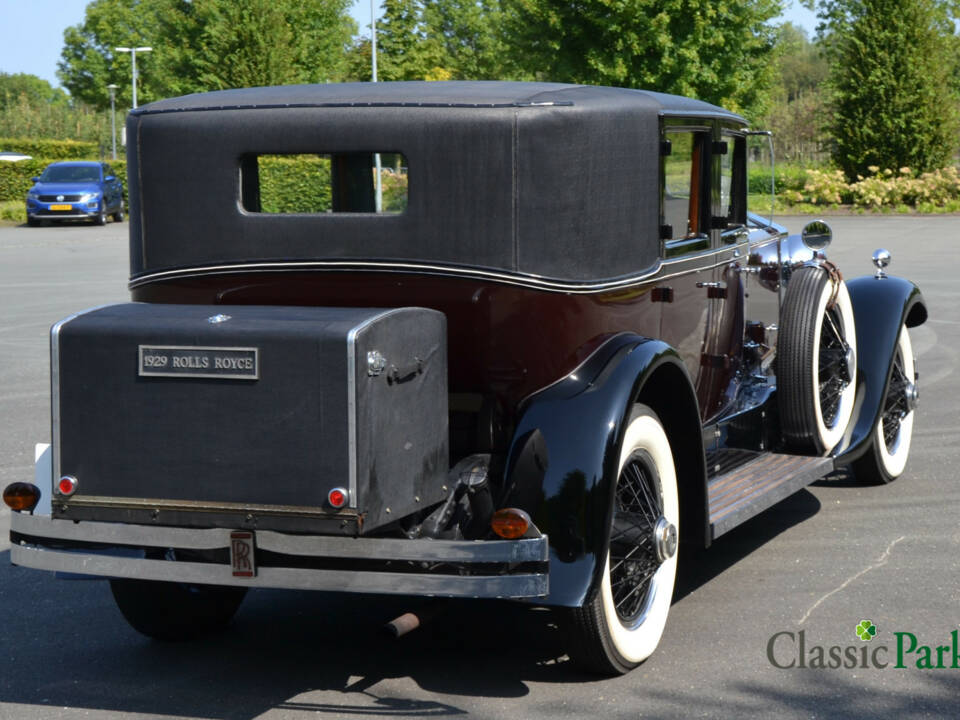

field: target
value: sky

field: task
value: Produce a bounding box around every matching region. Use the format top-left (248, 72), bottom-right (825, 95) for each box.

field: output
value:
top-left (0, 0), bottom-right (820, 92)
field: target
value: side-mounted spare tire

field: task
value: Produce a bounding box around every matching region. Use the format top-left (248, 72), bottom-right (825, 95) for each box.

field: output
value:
top-left (778, 265), bottom-right (857, 455)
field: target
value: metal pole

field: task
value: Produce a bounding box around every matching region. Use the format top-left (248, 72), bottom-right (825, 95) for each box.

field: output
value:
top-left (108, 85), bottom-right (118, 160)
top-left (371, 0), bottom-right (382, 212)
top-left (131, 50), bottom-right (138, 109)
top-left (115, 47), bottom-right (151, 110)
top-left (371, 0), bottom-right (378, 83)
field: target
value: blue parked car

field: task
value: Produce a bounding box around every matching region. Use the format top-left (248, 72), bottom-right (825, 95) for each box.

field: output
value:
top-left (26, 161), bottom-right (124, 226)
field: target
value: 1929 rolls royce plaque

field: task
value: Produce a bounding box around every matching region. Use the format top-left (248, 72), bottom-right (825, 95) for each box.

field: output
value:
top-left (138, 345), bottom-right (259, 380)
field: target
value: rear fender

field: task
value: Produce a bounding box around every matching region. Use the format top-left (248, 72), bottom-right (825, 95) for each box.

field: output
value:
top-left (501, 333), bottom-right (705, 607)
top-left (834, 275), bottom-right (926, 462)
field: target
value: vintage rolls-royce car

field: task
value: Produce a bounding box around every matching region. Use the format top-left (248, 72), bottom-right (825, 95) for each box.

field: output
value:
top-left (4, 82), bottom-right (926, 675)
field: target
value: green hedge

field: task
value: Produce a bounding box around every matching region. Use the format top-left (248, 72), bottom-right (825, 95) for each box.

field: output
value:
top-left (258, 155), bottom-right (333, 213)
top-left (747, 164), bottom-right (809, 195)
top-left (0, 158), bottom-right (127, 202)
top-left (0, 137), bottom-right (101, 160)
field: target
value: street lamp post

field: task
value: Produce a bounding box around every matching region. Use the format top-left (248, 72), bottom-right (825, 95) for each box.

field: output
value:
top-left (370, 0), bottom-right (382, 212)
top-left (114, 46), bottom-right (152, 109)
top-left (107, 84), bottom-right (118, 160)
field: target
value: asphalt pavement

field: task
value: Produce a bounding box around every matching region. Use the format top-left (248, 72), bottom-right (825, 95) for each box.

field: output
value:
top-left (0, 216), bottom-right (957, 719)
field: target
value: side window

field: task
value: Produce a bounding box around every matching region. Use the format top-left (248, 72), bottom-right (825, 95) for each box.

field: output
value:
top-left (661, 129), bottom-right (709, 257)
top-left (719, 132), bottom-right (746, 228)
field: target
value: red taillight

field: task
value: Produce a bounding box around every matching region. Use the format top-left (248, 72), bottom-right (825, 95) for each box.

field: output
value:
top-left (328, 487), bottom-right (348, 508)
top-left (58, 475), bottom-right (78, 496)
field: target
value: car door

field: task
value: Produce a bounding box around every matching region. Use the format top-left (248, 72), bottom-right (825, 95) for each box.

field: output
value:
top-left (656, 122), bottom-right (716, 421)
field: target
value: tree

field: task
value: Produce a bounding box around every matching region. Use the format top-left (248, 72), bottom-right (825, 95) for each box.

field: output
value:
top-left (499, 0), bottom-right (783, 120)
top-left (760, 23), bottom-right (831, 164)
top-left (776, 22), bottom-right (828, 103)
top-left (374, 0), bottom-right (513, 82)
top-left (58, 0), bottom-right (356, 109)
top-left (818, 0), bottom-right (959, 177)
top-left (376, 0), bottom-right (437, 81)
top-left (0, 73), bottom-right (70, 110)
top-left (0, 73), bottom-right (108, 142)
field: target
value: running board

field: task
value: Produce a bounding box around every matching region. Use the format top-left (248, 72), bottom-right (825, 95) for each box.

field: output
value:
top-left (708, 453), bottom-right (835, 540)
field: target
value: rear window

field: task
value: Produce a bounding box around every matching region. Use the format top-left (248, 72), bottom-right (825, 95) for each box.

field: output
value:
top-left (241, 153), bottom-right (407, 215)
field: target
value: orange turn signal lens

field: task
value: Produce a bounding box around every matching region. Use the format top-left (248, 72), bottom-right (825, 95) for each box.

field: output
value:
top-left (3, 482), bottom-right (42, 513)
top-left (491, 507), bottom-right (531, 539)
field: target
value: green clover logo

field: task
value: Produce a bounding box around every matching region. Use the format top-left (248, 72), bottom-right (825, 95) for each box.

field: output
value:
top-left (856, 620), bottom-right (877, 641)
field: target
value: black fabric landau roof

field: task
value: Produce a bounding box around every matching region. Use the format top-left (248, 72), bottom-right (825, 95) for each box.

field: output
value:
top-left (127, 81), bottom-right (745, 285)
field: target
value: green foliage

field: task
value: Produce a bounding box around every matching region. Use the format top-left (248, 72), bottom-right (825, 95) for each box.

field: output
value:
top-left (759, 23), bottom-right (831, 165)
top-left (0, 74), bottom-right (113, 144)
top-left (256, 155), bottom-right (409, 214)
top-left (0, 200), bottom-right (26, 224)
top-left (58, 0), bottom-right (356, 109)
top-left (784, 165), bottom-right (960, 209)
top-left (257, 156), bottom-right (333, 213)
top-left (819, 0), bottom-right (960, 178)
top-left (747, 164), bottom-right (808, 194)
top-left (499, 0), bottom-right (783, 120)
top-left (0, 138), bottom-right (99, 160)
top-left (371, 0), bottom-right (513, 82)
top-left (775, 22), bottom-right (828, 103)
top-left (0, 158), bottom-right (127, 203)
top-left (0, 73), bottom-right (70, 110)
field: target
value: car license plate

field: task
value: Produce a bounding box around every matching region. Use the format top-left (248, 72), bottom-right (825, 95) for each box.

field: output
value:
top-left (49, 204), bottom-right (72, 211)
top-left (230, 530), bottom-right (256, 577)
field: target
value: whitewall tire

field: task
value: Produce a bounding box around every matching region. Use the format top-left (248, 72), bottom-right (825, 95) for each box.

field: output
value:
top-left (778, 266), bottom-right (858, 454)
top-left (567, 405), bottom-right (679, 675)
top-left (853, 325), bottom-right (916, 483)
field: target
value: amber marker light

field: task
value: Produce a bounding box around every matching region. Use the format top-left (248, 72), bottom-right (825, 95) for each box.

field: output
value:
top-left (3, 482), bottom-right (42, 513)
top-left (491, 508), bottom-right (531, 539)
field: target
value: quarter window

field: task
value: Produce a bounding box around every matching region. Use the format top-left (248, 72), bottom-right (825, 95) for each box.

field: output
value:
top-left (241, 153), bottom-right (408, 215)
top-left (661, 130), bottom-right (709, 257)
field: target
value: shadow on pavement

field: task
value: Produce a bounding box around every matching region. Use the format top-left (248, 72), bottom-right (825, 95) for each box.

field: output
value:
top-left (0, 488), bottom-right (822, 719)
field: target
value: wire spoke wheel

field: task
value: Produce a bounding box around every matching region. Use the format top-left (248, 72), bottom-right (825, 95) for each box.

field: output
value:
top-left (853, 325), bottom-right (916, 484)
top-left (567, 405), bottom-right (678, 675)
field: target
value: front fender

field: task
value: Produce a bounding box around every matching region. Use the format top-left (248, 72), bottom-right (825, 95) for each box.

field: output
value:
top-left (835, 275), bottom-right (926, 462)
top-left (500, 334), bottom-right (692, 607)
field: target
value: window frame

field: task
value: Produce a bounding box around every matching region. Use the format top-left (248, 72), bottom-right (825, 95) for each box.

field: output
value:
top-left (660, 121), bottom-right (712, 259)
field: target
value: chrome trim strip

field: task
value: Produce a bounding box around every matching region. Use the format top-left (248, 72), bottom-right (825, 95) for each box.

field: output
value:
top-left (345, 308), bottom-right (407, 508)
top-left (129, 246), bottom-right (745, 295)
top-left (50, 304), bottom-right (121, 491)
top-left (59, 494), bottom-right (356, 517)
top-left (12, 513), bottom-right (230, 549)
top-left (10, 513), bottom-right (549, 562)
top-left (256, 531), bottom-right (549, 563)
top-left (11, 545), bottom-right (548, 598)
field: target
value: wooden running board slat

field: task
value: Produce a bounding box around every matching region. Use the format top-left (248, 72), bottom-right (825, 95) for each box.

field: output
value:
top-left (707, 453), bottom-right (834, 540)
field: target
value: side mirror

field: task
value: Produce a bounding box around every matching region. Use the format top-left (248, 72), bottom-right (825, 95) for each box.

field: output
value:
top-left (801, 220), bottom-right (832, 251)
top-left (30, 176), bottom-right (39, 183)
top-left (105, 175), bottom-right (115, 182)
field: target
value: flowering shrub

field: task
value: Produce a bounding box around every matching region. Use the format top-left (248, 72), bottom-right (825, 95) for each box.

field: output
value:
top-left (789, 166), bottom-right (960, 209)
top-left (802, 169), bottom-right (849, 205)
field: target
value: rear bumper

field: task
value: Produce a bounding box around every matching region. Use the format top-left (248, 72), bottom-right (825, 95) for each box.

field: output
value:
top-left (9, 512), bottom-right (549, 599)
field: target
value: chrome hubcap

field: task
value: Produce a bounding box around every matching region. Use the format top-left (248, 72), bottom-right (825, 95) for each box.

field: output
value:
top-left (654, 516), bottom-right (677, 562)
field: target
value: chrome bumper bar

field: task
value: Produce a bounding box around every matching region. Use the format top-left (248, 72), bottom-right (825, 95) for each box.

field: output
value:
top-left (9, 512), bottom-right (549, 599)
